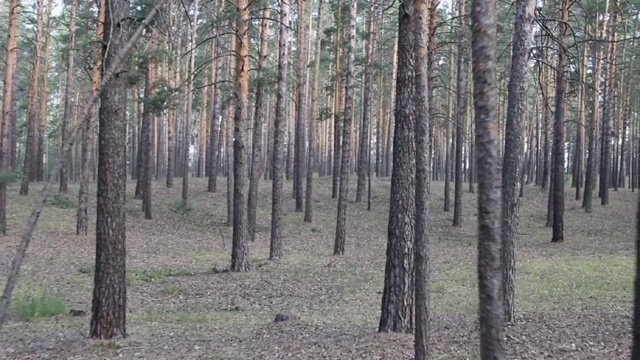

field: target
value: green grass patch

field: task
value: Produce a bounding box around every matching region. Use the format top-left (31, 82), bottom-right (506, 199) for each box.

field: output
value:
top-left (79, 263), bottom-right (96, 274)
top-left (127, 267), bottom-right (195, 286)
top-left (13, 287), bottom-right (67, 321)
top-left (50, 194), bottom-right (76, 209)
top-left (161, 284), bottom-right (188, 296)
top-left (428, 254), bottom-right (634, 315)
top-left (172, 200), bottom-right (192, 214)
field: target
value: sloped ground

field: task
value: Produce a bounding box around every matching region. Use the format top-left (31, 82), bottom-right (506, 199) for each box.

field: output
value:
top-left (0, 176), bottom-right (635, 359)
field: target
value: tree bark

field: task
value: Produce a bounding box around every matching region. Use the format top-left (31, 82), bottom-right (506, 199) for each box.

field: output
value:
top-left (19, 0), bottom-right (45, 195)
top-left (77, 0), bottom-right (105, 235)
top-left (270, 0), bottom-right (291, 261)
top-left (293, 0), bottom-right (308, 212)
top-left (501, 0), bottom-right (534, 323)
top-left (90, 0), bottom-right (130, 338)
top-left (247, 8), bottom-right (271, 241)
top-left (0, 0), bottom-right (20, 235)
top-left (304, 0), bottom-right (324, 223)
top-left (414, 0), bottom-right (432, 356)
top-left (333, 0), bottom-right (357, 256)
top-left (551, 0), bottom-right (570, 243)
top-left (471, 0), bottom-right (504, 355)
top-left (379, 4), bottom-right (415, 333)
top-left (452, 0), bottom-right (467, 227)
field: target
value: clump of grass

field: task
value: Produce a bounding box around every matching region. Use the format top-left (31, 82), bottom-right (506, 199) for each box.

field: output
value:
top-left (311, 227), bottom-right (321, 233)
top-left (13, 287), bottom-right (67, 321)
top-left (79, 263), bottom-right (96, 274)
top-left (51, 194), bottom-right (76, 209)
top-left (172, 200), bottom-right (192, 214)
top-left (127, 267), bottom-right (194, 286)
top-left (161, 284), bottom-right (187, 296)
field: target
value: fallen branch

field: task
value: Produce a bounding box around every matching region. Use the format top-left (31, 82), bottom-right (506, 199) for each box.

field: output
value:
top-left (0, 3), bottom-right (162, 328)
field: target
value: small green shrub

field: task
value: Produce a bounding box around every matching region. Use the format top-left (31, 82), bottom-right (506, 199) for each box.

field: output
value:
top-left (51, 195), bottom-right (76, 209)
top-left (311, 227), bottom-right (321, 233)
top-left (13, 287), bottom-right (67, 321)
top-left (79, 263), bottom-right (95, 274)
top-left (172, 200), bottom-right (192, 214)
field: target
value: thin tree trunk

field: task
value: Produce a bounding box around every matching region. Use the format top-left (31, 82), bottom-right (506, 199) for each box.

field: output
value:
top-left (333, 0), bottom-right (357, 256)
top-left (58, 0), bottom-right (79, 194)
top-left (0, 0), bottom-right (20, 235)
top-left (452, 0), bottom-right (467, 227)
top-left (19, 0), bottom-right (45, 195)
top-left (501, 0), bottom-right (534, 323)
top-left (77, 0), bottom-right (105, 235)
top-left (270, 0), bottom-right (291, 260)
top-left (247, 8), bottom-right (271, 242)
top-left (305, 0), bottom-right (324, 223)
top-left (551, 0), bottom-right (570, 243)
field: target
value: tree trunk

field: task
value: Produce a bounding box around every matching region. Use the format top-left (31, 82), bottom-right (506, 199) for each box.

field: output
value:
top-left (140, 27), bottom-right (158, 220)
top-left (470, 0), bottom-right (504, 355)
top-left (270, 0), bottom-right (291, 261)
top-left (247, 8), bottom-right (271, 241)
top-left (37, 2), bottom-right (53, 182)
top-left (293, 0), bottom-right (308, 212)
top-left (59, 0), bottom-right (79, 194)
top-left (379, 4), bottom-right (415, 333)
top-left (208, 25), bottom-right (221, 193)
top-left (77, 0), bottom-right (105, 235)
top-left (19, 0), bottom-right (45, 195)
top-left (331, 0), bottom-right (344, 199)
top-left (452, 0), bottom-right (467, 227)
top-left (230, 0), bottom-right (250, 272)
top-left (413, 0), bottom-right (431, 357)
top-left (501, 0), bottom-right (534, 323)
top-left (551, 0), bottom-right (570, 243)
top-left (583, 1), bottom-right (609, 211)
top-left (356, 0), bottom-right (376, 203)
top-left (0, 0), bottom-right (20, 235)
top-left (304, 0), bottom-right (324, 223)
top-left (600, 8), bottom-right (617, 206)
top-left (333, 0), bottom-right (357, 256)
top-left (90, 0), bottom-right (130, 338)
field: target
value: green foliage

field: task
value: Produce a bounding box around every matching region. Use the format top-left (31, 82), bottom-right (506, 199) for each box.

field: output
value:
top-left (78, 263), bottom-right (95, 274)
top-left (172, 200), bottom-right (193, 214)
top-left (0, 169), bottom-right (21, 184)
top-left (13, 287), bottom-right (67, 321)
top-left (50, 194), bottom-right (76, 209)
top-left (128, 267), bottom-right (195, 285)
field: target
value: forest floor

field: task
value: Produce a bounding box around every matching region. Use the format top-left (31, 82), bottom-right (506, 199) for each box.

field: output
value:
top-left (0, 176), bottom-right (635, 359)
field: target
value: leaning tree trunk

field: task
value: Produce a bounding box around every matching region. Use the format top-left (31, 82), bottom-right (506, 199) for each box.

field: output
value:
top-left (379, 3), bottom-right (415, 333)
top-left (90, 0), bottom-right (130, 339)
